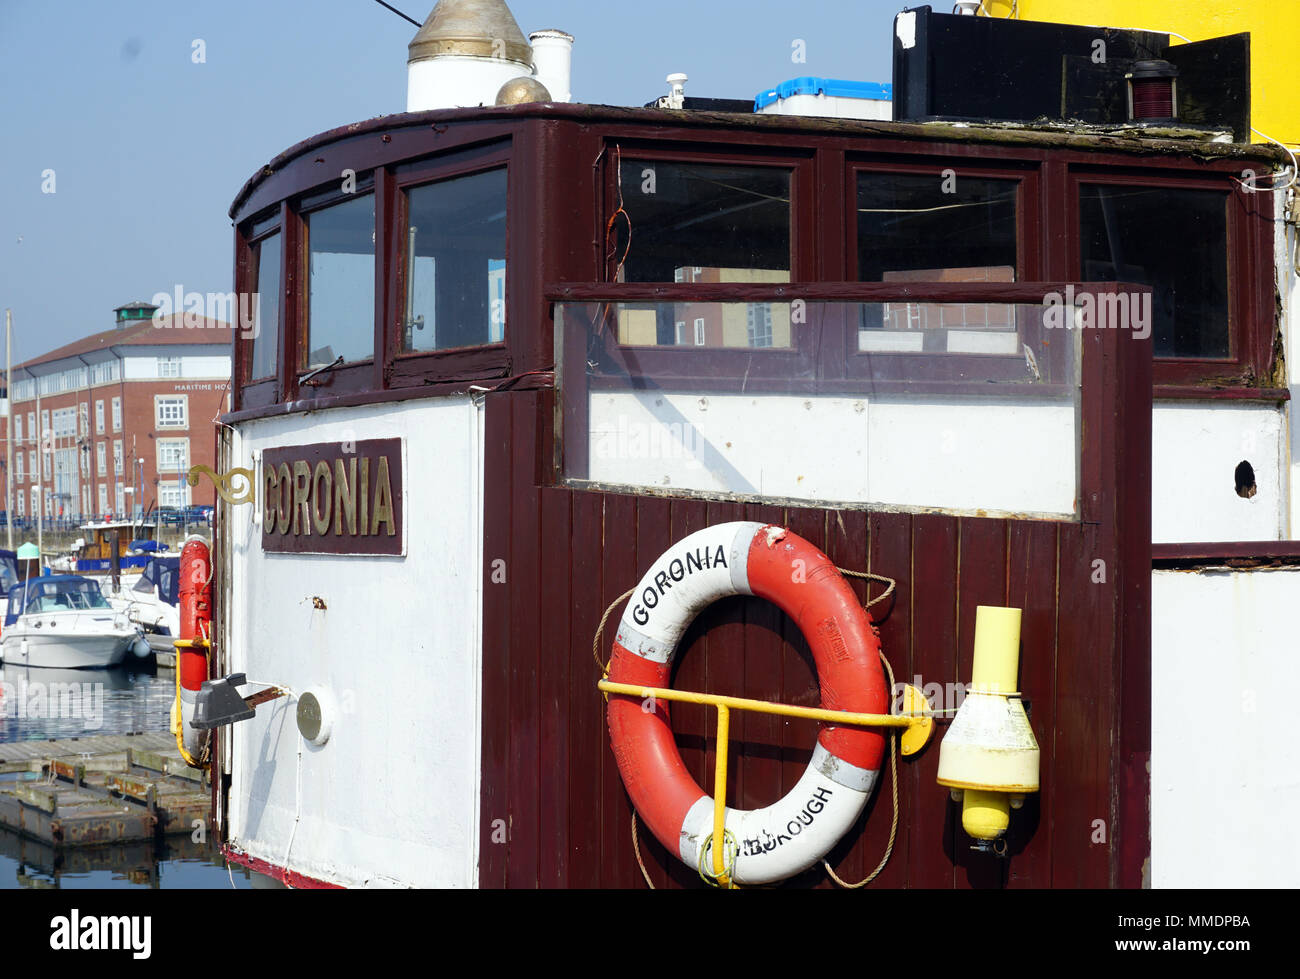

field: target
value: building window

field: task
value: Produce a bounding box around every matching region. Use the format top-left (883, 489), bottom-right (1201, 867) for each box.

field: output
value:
top-left (158, 356), bottom-right (182, 378)
top-left (30, 488), bottom-right (37, 515)
top-left (79, 403), bottom-right (88, 437)
top-left (156, 438), bottom-right (189, 474)
top-left (15, 454), bottom-right (22, 481)
top-left (96, 442), bottom-right (106, 477)
top-left (402, 169), bottom-right (508, 353)
top-left (98, 483), bottom-right (108, 515)
top-left (115, 484), bottom-right (124, 516)
top-left (306, 193), bottom-right (376, 367)
top-left (158, 483), bottom-right (190, 508)
top-left (95, 400), bottom-right (104, 434)
top-left (694, 318), bottom-right (706, 346)
top-left (40, 410), bottom-right (49, 439)
top-left (27, 451), bottom-right (35, 483)
top-left (26, 413), bottom-right (34, 442)
top-left (747, 303), bottom-right (774, 348)
top-left (16, 493), bottom-right (23, 517)
top-left (13, 415), bottom-right (21, 443)
top-left (113, 440), bottom-right (123, 476)
top-left (155, 395), bottom-right (188, 429)
top-left (111, 397), bottom-right (121, 432)
top-left (80, 446), bottom-right (89, 477)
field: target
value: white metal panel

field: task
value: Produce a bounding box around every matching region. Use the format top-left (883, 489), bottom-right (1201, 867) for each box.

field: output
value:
top-left (1151, 404), bottom-right (1285, 543)
top-left (226, 397), bottom-right (484, 887)
top-left (586, 392), bottom-right (1076, 516)
top-left (1151, 567), bottom-right (1300, 887)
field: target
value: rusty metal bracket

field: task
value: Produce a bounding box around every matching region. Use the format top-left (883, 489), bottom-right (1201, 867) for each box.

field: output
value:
top-left (188, 464), bottom-right (255, 506)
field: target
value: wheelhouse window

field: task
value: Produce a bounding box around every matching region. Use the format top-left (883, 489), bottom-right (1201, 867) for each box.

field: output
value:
top-left (1078, 184), bottom-right (1230, 359)
top-left (611, 161), bottom-right (793, 348)
top-left (306, 194), bottom-right (376, 368)
top-left (614, 160), bottom-right (791, 285)
top-left (249, 231), bottom-right (282, 380)
top-left (856, 172), bottom-right (1019, 352)
top-left (402, 168), bottom-right (508, 353)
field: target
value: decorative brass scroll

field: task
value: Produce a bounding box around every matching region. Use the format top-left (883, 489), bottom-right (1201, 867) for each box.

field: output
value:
top-left (188, 465), bottom-right (256, 506)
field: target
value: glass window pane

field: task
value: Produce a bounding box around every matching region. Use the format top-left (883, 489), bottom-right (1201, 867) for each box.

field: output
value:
top-left (615, 161), bottom-right (791, 284)
top-left (560, 300), bottom-right (1080, 517)
top-left (404, 169), bottom-right (507, 353)
top-left (857, 172), bottom-right (1018, 283)
top-left (1078, 185), bottom-right (1229, 359)
top-left (307, 194), bottom-right (375, 367)
top-left (250, 233), bottom-right (281, 380)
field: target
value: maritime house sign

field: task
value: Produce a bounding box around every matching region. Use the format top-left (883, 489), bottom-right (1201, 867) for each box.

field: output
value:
top-left (261, 438), bottom-right (405, 556)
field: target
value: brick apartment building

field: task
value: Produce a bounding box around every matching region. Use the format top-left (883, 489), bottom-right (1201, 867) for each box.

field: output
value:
top-left (2, 302), bottom-right (232, 525)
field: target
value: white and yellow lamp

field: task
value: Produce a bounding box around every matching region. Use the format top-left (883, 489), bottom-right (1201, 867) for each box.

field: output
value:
top-left (936, 606), bottom-right (1039, 850)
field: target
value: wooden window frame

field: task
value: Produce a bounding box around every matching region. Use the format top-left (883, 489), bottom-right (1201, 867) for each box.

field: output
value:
top-left (386, 143), bottom-right (514, 390)
top-left (235, 209), bottom-right (283, 411)
top-left (604, 143), bottom-right (817, 283)
top-left (1064, 164), bottom-right (1276, 397)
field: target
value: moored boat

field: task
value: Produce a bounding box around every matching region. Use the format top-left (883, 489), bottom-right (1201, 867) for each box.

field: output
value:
top-left (0, 576), bottom-right (149, 669)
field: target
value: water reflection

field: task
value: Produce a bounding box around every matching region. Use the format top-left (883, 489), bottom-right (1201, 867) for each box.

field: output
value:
top-left (0, 662), bottom-right (173, 742)
top-left (0, 823), bottom-right (251, 889)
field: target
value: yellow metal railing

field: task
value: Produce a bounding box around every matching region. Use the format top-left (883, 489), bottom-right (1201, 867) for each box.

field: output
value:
top-left (598, 678), bottom-right (934, 886)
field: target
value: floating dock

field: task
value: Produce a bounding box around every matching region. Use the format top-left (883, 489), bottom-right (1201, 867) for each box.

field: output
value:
top-left (0, 731), bottom-right (208, 846)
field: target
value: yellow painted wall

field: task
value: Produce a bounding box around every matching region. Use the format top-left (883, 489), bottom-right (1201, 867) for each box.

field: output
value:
top-left (984, 0), bottom-right (1300, 147)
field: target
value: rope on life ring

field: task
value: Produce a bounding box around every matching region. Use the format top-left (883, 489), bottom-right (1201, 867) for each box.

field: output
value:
top-left (605, 522), bottom-right (890, 886)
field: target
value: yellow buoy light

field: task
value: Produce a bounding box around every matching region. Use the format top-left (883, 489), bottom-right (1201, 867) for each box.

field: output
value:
top-left (936, 606), bottom-right (1040, 849)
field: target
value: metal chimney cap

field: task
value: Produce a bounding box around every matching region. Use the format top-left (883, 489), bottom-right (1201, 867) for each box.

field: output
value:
top-left (408, 0), bottom-right (534, 66)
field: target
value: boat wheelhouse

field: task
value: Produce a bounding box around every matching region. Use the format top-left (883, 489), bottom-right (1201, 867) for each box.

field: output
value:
top-left (205, 2), bottom-right (1299, 888)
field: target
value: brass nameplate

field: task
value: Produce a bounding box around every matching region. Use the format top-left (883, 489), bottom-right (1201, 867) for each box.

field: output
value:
top-left (261, 439), bottom-right (404, 556)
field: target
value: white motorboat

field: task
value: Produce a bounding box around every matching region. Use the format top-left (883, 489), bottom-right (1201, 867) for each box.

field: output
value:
top-left (0, 576), bottom-right (150, 669)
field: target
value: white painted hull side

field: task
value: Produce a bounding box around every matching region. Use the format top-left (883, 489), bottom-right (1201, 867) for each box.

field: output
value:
top-left (1151, 567), bottom-right (1300, 888)
top-left (224, 396), bottom-right (485, 888)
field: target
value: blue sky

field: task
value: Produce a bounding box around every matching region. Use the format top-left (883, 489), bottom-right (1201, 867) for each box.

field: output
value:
top-left (0, 0), bottom-right (904, 362)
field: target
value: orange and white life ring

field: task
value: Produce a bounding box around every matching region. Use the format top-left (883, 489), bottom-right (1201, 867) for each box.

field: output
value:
top-left (606, 522), bottom-right (888, 885)
top-left (173, 535), bottom-right (212, 766)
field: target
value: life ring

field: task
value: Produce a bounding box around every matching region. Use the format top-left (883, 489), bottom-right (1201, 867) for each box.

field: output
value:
top-left (606, 522), bottom-right (888, 885)
top-left (172, 535), bottom-right (212, 767)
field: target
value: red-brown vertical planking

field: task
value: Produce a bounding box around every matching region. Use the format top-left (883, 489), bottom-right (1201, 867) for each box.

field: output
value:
top-left (506, 393), bottom-right (543, 887)
top-left (633, 497), bottom-right (674, 889)
top-left (566, 491), bottom-right (606, 888)
top-left (599, 493), bottom-right (639, 888)
top-left (908, 513), bottom-right (960, 887)
top-left (537, 487), bottom-right (572, 887)
top-left (953, 518), bottom-right (1010, 889)
top-left (739, 504), bottom-right (788, 827)
top-left (1052, 522), bottom-right (1111, 888)
top-left (478, 395), bottom-right (513, 887)
top-left (867, 510), bottom-right (914, 889)
top-left (1005, 521), bottom-right (1059, 888)
top-left (820, 508), bottom-right (871, 887)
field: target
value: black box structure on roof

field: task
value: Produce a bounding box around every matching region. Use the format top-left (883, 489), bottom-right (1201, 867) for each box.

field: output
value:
top-left (891, 6), bottom-right (1250, 141)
